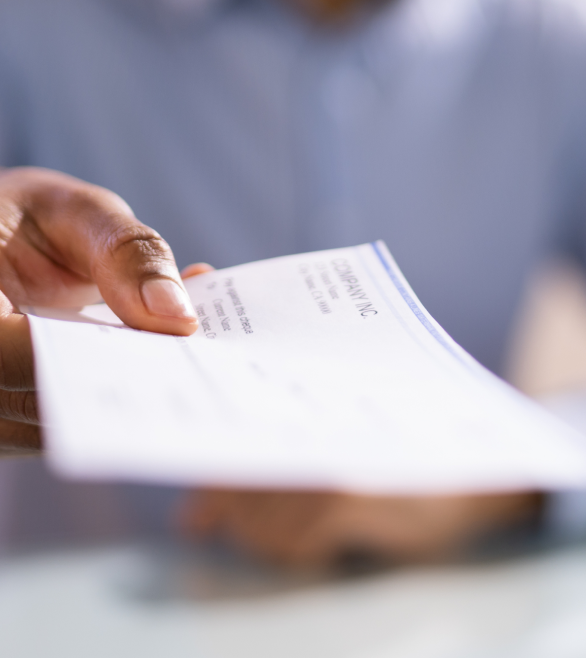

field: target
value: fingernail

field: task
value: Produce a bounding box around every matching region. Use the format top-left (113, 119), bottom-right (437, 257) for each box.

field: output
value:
top-left (141, 278), bottom-right (196, 320)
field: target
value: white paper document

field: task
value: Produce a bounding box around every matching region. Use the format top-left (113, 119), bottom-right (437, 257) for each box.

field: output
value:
top-left (26, 242), bottom-right (586, 493)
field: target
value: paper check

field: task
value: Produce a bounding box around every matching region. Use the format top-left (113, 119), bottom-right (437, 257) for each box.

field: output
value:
top-left (26, 242), bottom-right (586, 492)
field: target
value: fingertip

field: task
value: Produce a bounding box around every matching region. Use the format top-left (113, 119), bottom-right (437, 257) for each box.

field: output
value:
top-left (181, 263), bottom-right (215, 279)
top-left (101, 284), bottom-right (199, 337)
top-left (136, 313), bottom-right (199, 337)
top-left (152, 315), bottom-right (199, 337)
top-left (140, 278), bottom-right (197, 323)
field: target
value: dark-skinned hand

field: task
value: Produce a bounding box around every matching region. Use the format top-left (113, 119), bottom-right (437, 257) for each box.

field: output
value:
top-left (177, 488), bottom-right (543, 567)
top-left (0, 166), bottom-right (206, 455)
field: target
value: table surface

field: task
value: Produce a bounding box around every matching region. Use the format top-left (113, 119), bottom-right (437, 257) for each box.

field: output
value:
top-left (1, 539), bottom-right (586, 658)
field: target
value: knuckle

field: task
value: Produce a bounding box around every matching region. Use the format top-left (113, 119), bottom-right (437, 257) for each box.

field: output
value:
top-left (21, 390), bottom-right (38, 421)
top-left (0, 420), bottom-right (42, 453)
top-left (0, 390), bottom-right (38, 424)
top-left (105, 225), bottom-right (175, 270)
top-left (0, 330), bottom-right (33, 392)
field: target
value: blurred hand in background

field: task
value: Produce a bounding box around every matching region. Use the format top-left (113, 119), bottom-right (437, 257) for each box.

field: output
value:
top-left (177, 488), bottom-right (543, 567)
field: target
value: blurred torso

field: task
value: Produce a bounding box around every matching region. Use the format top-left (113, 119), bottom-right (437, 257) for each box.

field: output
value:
top-left (1, 0), bottom-right (585, 371)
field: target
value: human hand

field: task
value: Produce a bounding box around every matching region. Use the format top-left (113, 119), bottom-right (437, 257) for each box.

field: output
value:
top-left (0, 166), bottom-right (200, 455)
top-left (177, 488), bottom-right (543, 567)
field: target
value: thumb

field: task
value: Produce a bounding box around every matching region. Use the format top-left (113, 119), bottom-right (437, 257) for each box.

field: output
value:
top-left (92, 222), bottom-right (199, 336)
top-left (15, 169), bottom-right (198, 336)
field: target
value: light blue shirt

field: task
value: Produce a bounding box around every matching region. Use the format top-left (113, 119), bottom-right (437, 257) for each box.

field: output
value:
top-left (1, 0), bottom-right (586, 373)
top-left (1, 0), bottom-right (586, 548)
